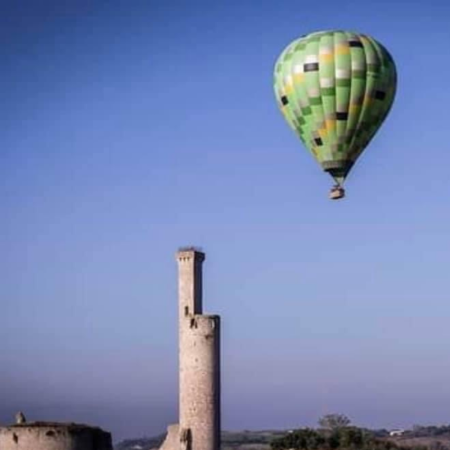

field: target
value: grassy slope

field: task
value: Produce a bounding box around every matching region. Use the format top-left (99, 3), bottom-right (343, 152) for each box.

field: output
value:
top-left (389, 435), bottom-right (450, 450)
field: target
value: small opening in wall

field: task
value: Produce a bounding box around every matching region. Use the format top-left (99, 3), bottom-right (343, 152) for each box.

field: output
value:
top-left (13, 433), bottom-right (18, 443)
top-left (184, 306), bottom-right (189, 316)
top-left (46, 430), bottom-right (56, 437)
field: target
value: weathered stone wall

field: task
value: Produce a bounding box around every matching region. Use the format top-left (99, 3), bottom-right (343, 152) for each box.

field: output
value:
top-left (180, 314), bottom-right (220, 450)
top-left (0, 423), bottom-right (112, 450)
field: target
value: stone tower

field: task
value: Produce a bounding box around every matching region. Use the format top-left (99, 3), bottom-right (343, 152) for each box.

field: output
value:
top-left (160, 247), bottom-right (221, 450)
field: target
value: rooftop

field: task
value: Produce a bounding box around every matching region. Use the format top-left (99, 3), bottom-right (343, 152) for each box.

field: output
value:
top-left (1, 422), bottom-right (105, 432)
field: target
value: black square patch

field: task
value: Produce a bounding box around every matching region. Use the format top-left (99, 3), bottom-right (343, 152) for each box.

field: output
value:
top-left (304, 63), bottom-right (319, 72)
top-left (336, 112), bottom-right (348, 120)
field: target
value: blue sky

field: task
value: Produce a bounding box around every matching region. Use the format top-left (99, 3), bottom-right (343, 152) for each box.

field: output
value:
top-left (2, 0), bottom-right (450, 442)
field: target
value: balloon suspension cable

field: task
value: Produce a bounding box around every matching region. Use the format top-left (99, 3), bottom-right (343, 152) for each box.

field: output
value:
top-left (329, 184), bottom-right (345, 200)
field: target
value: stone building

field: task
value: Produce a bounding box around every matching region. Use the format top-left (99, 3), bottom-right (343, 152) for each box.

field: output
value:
top-left (160, 248), bottom-right (221, 450)
top-left (0, 422), bottom-right (112, 450)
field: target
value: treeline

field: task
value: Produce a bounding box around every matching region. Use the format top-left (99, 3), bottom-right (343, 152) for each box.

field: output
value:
top-left (270, 427), bottom-right (426, 450)
top-left (407, 426), bottom-right (450, 438)
top-left (222, 431), bottom-right (280, 446)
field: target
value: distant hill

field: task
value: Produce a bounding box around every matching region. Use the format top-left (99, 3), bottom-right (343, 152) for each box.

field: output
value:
top-left (115, 427), bottom-right (450, 450)
top-left (389, 425), bottom-right (450, 450)
top-left (115, 433), bottom-right (165, 450)
top-left (115, 430), bottom-right (284, 450)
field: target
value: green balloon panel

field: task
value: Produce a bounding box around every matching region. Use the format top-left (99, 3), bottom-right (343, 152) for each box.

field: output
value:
top-left (274, 30), bottom-right (397, 184)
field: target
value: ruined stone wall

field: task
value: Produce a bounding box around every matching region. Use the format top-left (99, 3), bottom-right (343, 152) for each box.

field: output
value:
top-left (0, 423), bottom-right (112, 450)
top-left (159, 424), bottom-right (180, 450)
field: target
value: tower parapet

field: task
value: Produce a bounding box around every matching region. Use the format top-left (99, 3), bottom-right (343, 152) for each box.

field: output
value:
top-left (177, 248), bottom-right (205, 319)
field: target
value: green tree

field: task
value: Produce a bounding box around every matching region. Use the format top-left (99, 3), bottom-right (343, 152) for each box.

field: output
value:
top-left (339, 427), bottom-right (365, 448)
top-left (318, 414), bottom-right (352, 431)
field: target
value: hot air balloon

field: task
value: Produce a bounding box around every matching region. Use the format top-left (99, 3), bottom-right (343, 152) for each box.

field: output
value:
top-left (273, 30), bottom-right (397, 199)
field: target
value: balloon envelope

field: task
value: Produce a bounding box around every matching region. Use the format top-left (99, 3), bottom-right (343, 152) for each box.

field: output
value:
top-left (274, 30), bottom-right (397, 185)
